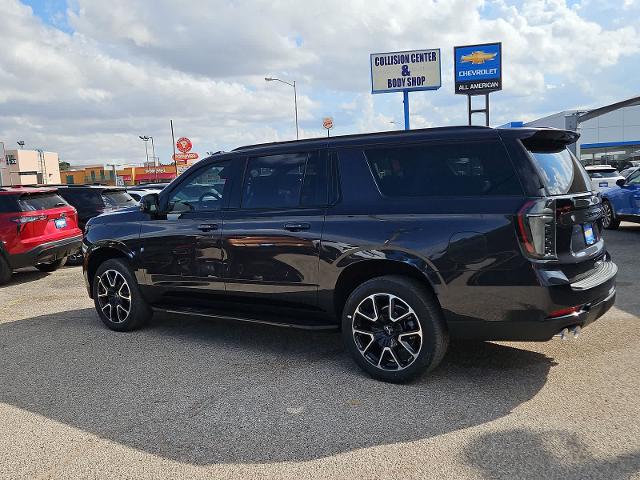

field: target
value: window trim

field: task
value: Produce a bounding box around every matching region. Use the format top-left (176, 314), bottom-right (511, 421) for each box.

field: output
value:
top-left (362, 139), bottom-right (525, 199)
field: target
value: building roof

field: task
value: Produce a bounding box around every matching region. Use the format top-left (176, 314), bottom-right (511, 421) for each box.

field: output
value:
top-left (578, 95), bottom-right (640, 123)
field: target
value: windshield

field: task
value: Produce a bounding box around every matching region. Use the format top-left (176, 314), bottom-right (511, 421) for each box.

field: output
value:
top-left (102, 191), bottom-right (135, 207)
top-left (528, 148), bottom-right (591, 195)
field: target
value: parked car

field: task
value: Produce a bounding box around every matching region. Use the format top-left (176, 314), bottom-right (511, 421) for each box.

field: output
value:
top-left (56, 185), bottom-right (136, 264)
top-left (0, 187), bottom-right (82, 284)
top-left (584, 165), bottom-right (624, 191)
top-left (619, 165), bottom-right (640, 179)
top-left (126, 188), bottom-right (163, 203)
top-left (83, 127), bottom-right (616, 382)
top-left (601, 168), bottom-right (640, 229)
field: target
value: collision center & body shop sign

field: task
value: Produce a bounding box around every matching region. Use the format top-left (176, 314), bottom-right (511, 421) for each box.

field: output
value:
top-left (370, 49), bottom-right (441, 94)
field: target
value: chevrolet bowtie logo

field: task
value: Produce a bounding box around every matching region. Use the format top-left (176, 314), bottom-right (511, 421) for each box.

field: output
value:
top-left (461, 51), bottom-right (497, 65)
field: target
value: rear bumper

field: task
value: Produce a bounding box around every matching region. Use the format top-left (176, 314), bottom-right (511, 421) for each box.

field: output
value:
top-left (446, 259), bottom-right (617, 341)
top-left (7, 235), bottom-right (82, 270)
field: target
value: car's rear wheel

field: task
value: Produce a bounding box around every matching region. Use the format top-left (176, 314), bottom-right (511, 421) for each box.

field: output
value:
top-left (35, 257), bottom-right (67, 272)
top-left (602, 200), bottom-right (620, 230)
top-left (342, 275), bottom-right (448, 383)
top-left (0, 256), bottom-right (11, 285)
top-left (93, 258), bottom-right (152, 331)
top-left (66, 252), bottom-right (83, 266)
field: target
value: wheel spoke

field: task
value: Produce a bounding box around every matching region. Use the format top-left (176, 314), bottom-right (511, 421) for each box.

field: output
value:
top-left (355, 295), bottom-right (378, 322)
top-left (101, 303), bottom-right (112, 321)
top-left (387, 347), bottom-right (402, 369)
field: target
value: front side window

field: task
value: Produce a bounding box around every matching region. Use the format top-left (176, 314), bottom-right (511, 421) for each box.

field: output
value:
top-left (102, 190), bottom-right (135, 207)
top-left (241, 152), bottom-right (325, 209)
top-left (365, 141), bottom-right (522, 197)
top-left (167, 161), bottom-right (231, 212)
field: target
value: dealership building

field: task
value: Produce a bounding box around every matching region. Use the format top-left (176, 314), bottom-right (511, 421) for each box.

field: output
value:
top-left (523, 95), bottom-right (640, 168)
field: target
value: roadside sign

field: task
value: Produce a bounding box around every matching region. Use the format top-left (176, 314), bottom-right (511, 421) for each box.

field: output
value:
top-left (454, 42), bottom-right (502, 95)
top-left (370, 49), bottom-right (441, 94)
top-left (323, 117), bottom-right (333, 130)
top-left (176, 164), bottom-right (190, 175)
top-left (173, 152), bottom-right (199, 162)
top-left (176, 137), bottom-right (193, 153)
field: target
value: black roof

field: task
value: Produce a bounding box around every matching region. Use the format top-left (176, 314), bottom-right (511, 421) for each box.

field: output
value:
top-left (227, 125), bottom-right (577, 156)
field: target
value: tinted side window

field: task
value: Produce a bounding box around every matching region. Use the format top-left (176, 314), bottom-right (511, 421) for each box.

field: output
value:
top-left (58, 190), bottom-right (104, 209)
top-left (167, 161), bottom-right (231, 212)
top-left (242, 152), bottom-right (323, 209)
top-left (365, 141), bottom-right (523, 197)
top-left (0, 195), bottom-right (19, 213)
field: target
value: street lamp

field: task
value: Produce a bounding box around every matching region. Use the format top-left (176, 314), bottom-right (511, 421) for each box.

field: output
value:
top-left (17, 141), bottom-right (25, 149)
top-left (265, 77), bottom-right (299, 140)
top-left (139, 135), bottom-right (158, 182)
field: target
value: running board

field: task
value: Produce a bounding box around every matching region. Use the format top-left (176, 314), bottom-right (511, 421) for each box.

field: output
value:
top-left (152, 305), bottom-right (339, 331)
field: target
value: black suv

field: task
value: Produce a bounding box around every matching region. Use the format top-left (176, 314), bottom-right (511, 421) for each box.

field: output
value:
top-left (57, 185), bottom-right (136, 263)
top-left (83, 127), bottom-right (617, 382)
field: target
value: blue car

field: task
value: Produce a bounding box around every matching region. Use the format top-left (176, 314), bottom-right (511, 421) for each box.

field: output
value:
top-left (601, 168), bottom-right (640, 229)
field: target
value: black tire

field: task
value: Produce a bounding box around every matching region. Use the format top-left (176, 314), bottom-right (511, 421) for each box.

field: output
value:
top-left (342, 275), bottom-right (448, 383)
top-left (35, 256), bottom-right (67, 272)
top-left (0, 255), bottom-right (11, 285)
top-left (602, 200), bottom-right (620, 230)
top-left (66, 253), bottom-right (83, 266)
top-left (92, 258), bottom-right (152, 331)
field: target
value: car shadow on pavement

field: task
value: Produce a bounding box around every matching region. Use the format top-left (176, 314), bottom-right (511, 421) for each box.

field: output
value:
top-left (463, 428), bottom-right (640, 479)
top-left (603, 225), bottom-right (640, 318)
top-left (0, 307), bottom-right (556, 465)
top-left (2, 269), bottom-right (49, 287)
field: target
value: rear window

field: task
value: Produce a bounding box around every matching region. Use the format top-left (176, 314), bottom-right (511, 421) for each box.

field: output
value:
top-left (18, 193), bottom-right (68, 211)
top-left (365, 141), bottom-right (523, 197)
top-left (587, 169), bottom-right (619, 179)
top-left (102, 190), bottom-right (135, 207)
top-left (527, 148), bottom-right (591, 195)
top-left (0, 195), bottom-right (19, 213)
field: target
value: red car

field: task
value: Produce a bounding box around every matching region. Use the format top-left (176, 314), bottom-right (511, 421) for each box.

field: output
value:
top-left (0, 187), bottom-right (82, 284)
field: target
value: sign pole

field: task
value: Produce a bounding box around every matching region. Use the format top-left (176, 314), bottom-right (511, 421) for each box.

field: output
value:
top-left (485, 93), bottom-right (490, 126)
top-left (170, 120), bottom-right (177, 176)
top-left (403, 91), bottom-right (410, 130)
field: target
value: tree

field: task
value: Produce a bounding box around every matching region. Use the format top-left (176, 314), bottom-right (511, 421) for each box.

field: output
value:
top-left (59, 160), bottom-right (70, 171)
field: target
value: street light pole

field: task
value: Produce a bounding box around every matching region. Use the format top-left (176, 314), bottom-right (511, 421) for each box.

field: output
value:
top-left (149, 136), bottom-right (157, 182)
top-left (265, 77), bottom-right (299, 140)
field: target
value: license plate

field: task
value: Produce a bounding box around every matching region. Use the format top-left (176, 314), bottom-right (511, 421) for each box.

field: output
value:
top-left (583, 223), bottom-right (596, 245)
top-left (54, 218), bottom-right (67, 229)
top-left (599, 182), bottom-right (608, 187)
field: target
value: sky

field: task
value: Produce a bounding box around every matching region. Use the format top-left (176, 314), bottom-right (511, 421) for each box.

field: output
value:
top-left (1, 0), bottom-right (640, 166)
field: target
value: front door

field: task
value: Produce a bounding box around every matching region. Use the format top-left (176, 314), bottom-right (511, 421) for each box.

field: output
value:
top-left (222, 150), bottom-right (328, 307)
top-left (138, 159), bottom-right (234, 299)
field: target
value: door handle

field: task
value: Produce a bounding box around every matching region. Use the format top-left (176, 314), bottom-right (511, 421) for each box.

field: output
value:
top-left (283, 222), bottom-right (310, 232)
top-left (197, 223), bottom-right (219, 232)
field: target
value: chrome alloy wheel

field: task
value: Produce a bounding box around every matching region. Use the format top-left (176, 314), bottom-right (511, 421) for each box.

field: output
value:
top-left (97, 270), bottom-right (132, 323)
top-left (602, 202), bottom-right (612, 228)
top-left (351, 293), bottom-right (423, 371)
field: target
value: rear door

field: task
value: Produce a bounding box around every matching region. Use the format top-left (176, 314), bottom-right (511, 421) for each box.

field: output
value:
top-left (222, 150), bottom-right (328, 307)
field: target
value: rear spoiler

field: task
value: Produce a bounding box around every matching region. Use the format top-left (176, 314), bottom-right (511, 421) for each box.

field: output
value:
top-left (501, 128), bottom-right (580, 153)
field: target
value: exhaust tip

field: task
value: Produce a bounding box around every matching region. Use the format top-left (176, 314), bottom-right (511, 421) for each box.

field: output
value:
top-left (554, 328), bottom-right (570, 340)
top-left (553, 325), bottom-right (581, 340)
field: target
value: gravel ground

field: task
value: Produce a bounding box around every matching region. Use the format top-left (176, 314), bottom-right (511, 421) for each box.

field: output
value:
top-left (0, 224), bottom-right (639, 479)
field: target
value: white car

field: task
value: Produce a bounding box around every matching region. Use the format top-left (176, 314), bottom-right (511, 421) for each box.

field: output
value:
top-left (126, 188), bottom-right (162, 203)
top-left (584, 165), bottom-right (624, 191)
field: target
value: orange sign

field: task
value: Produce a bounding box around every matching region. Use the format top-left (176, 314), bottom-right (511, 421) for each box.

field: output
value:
top-left (173, 152), bottom-right (199, 162)
top-left (323, 117), bottom-right (334, 129)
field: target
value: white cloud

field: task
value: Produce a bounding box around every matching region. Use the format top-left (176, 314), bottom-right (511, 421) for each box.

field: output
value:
top-left (0, 0), bottom-right (639, 165)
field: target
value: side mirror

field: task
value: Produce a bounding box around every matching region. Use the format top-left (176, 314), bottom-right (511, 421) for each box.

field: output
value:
top-left (141, 193), bottom-right (160, 214)
top-left (616, 178), bottom-right (626, 187)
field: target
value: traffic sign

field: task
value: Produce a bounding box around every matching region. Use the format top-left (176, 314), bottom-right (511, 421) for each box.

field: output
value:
top-left (323, 117), bottom-right (334, 130)
top-left (176, 137), bottom-right (193, 153)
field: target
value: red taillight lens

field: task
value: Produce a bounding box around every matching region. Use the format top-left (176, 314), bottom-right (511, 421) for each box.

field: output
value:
top-left (548, 306), bottom-right (582, 318)
top-left (11, 215), bottom-right (47, 224)
top-left (517, 199), bottom-right (557, 260)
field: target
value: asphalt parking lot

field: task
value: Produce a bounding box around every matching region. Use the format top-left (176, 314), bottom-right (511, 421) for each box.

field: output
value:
top-left (1, 225), bottom-right (639, 480)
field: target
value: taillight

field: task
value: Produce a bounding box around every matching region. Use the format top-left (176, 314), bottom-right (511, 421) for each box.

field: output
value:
top-left (547, 305), bottom-right (582, 318)
top-left (517, 199), bottom-right (556, 259)
top-left (11, 215), bottom-right (47, 224)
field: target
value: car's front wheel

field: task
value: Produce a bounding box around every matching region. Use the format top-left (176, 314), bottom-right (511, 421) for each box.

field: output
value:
top-left (93, 258), bottom-right (152, 331)
top-left (602, 200), bottom-right (620, 230)
top-left (342, 275), bottom-right (448, 383)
